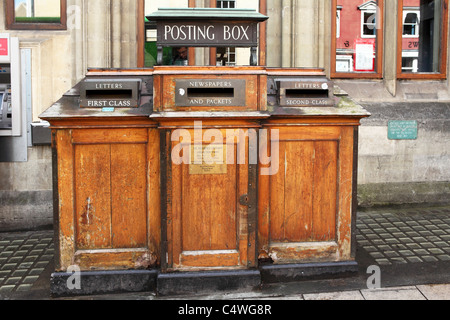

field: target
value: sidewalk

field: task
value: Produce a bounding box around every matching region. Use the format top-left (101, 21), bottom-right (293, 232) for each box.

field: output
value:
top-left (1, 205), bottom-right (449, 300)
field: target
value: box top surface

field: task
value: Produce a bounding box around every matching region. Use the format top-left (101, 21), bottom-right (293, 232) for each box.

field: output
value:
top-left (147, 8), bottom-right (269, 22)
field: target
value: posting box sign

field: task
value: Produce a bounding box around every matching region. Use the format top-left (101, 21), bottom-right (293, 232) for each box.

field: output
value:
top-left (175, 79), bottom-right (246, 107)
top-left (80, 79), bottom-right (141, 108)
top-left (158, 22), bottom-right (259, 47)
top-left (278, 80), bottom-right (334, 107)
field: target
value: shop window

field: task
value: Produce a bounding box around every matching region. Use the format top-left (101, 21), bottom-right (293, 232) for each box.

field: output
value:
top-left (403, 10), bottom-right (420, 37)
top-left (361, 9), bottom-right (377, 38)
top-left (331, 0), bottom-right (384, 78)
top-left (216, 0), bottom-right (237, 66)
top-left (397, 0), bottom-right (448, 79)
top-left (5, 0), bottom-right (67, 30)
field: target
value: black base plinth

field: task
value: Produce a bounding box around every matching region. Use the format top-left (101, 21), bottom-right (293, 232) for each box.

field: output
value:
top-left (260, 261), bottom-right (359, 284)
top-left (49, 261), bottom-right (359, 297)
top-left (50, 270), bottom-right (157, 298)
top-left (157, 269), bottom-right (261, 297)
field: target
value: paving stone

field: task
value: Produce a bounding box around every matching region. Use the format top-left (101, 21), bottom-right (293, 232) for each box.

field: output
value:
top-left (23, 256), bottom-right (39, 263)
top-left (0, 251), bottom-right (13, 258)
top-left (390, 257), bottom-right (408, 264)
top-left (436, 255), bottom-right (450, 261)
top-left (17, 262), bottom-right (33, 269)
top-left (422, 256), bottom-right (438, 262)
top-left (385, 238), bottom-right (400, 244)
top-left (5, 277), bottom-right (22, 285)
top-left (398, 250), bottom-right (414, 256)
top-left (11, 270), bottom-right (27, 277)
top-left (0, 285), bottom-right (15, 293)
top-left (428, 248), bottom-right (445, 255)
top-left (361, 287), bottom-right (426, 300)
top-left (1, 263), bottom-right (17, 271)
top-left (421, 242), bottom-right (435, 249)
top-left (35, 261), bottom-right (50, 268)
top-left (406, 256), bottom-right (423, 263)
top-left (7, 257), bottom-right (23, 263)
top-left (391, 244), bottom-right (407, 250)
top-left (370, 252), bottom-right (384, 259)
top-left (28, 268), bottom-right (45, 276)
top-left (23, 276), bottom-right (39, 284)
top-left (417, 284), bottom-right (450, 300)
top-left (375, 258), bottom-right (391, 265)
top-left (413, 249), bottom-right (429, 255)
top-left (16, 284), bottom-right (33, 292)
top-left (13, 250), bottom-right (28, 257)
top-left (304, 291), bottom-right (365, 300)
top-left (0, 271), bottom-right (10, 277)
top-left (384, 251), bottom-right (400, 258)
top-left (363, 246), bottom-right (378, 252)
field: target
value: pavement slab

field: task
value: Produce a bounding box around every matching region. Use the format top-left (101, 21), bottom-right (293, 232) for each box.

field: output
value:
top-left (0, 205), bottom-right (449, 300)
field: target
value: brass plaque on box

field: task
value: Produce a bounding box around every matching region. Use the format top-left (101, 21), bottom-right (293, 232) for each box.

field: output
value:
top-left (175, 79), bottom-right (246, 107)
top-left (189, 144), bottom-right (227, 175)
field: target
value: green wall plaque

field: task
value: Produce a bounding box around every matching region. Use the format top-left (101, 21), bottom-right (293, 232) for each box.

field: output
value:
top-left (388, 121), bottom-right (418, 140)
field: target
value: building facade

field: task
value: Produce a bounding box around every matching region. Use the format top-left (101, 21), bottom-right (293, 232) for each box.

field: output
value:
top-left (0, 0), bottom-right (449, 231)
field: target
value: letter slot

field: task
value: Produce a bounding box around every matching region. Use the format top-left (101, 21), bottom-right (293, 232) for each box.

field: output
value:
top-left (175, 79), bottom-right (246, 107)
top-left (80, 79), bottom-right (141, 108)
top-left (278, 79), bottom-right (335, 107)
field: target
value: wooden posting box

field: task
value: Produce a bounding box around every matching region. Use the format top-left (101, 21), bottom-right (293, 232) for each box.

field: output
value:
top-left (40, 73), bottom-right (161, 272)
top-left (152, 66), bottom-right (269, 271)
top-left (258, 68), bottom-right (370, 268)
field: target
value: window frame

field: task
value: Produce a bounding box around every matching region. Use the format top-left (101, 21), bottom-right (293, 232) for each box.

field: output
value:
top-left (5, 0), bottom-right (67, 30)
top-left (402, 9), bottom-right (420, 38)
top-left (397, 0), bottom-right (448, 79)
top-left (361, 10), bottom-right (377, 38)
top-left (331, 0), bottom-right (384, 79)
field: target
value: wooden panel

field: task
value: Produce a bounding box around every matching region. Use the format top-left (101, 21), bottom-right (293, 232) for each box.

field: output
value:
top-left (75, 144), bottom-right (112, 250)
top-left (268, 141), bottom-right (285, 242)
top-left (268, 139), bottom-right (338, 245)
top-left (268, 242), bottom-right (338, 263)
top-left (284, 141), bottom-right (314, 242)
top-left (55, 130), bottom-right (75, 271)
top-left (72, 128), bottom-right (148, 145)
top-left (337, 126), bottom-right (355, 260)
top-left (168, 132), bottom-right (250, 270)
top-left (74, 249), bottom-right (154, 270)
top-left (277, 126), bottom-right (341, 141)
top-left (148, 129), bottom-right (161, 262)
top-left (312, 141), bottom-right (338, 242)
top-left (181, 162), bottom-right (237, 252)
top-left (180, 251), bottom-right (240, 268)
top-left (111, 144), bottom-right (147, 248)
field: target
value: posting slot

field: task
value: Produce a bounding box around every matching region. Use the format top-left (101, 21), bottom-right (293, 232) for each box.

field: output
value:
top-left (187, 87), bottom-right (235, 99)
top-left (80, 79), bottom-right (141, 108)
top-left (278, 80), bottom-right (334, 107)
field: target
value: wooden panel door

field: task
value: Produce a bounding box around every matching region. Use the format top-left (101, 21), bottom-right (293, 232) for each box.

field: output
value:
top-left (259, 125), bottom-right (355, 264)
top-left (164, 128), bottom-right (256, 271)
top-left (55, 128), bottom-right (160, 271)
